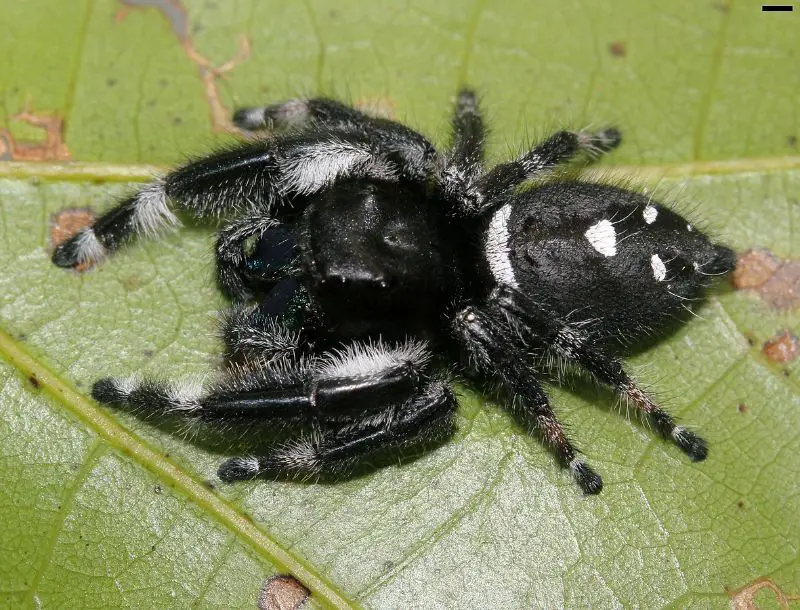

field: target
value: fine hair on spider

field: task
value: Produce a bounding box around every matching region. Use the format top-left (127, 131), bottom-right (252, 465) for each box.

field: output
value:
top-left (52, 87), bottom-right (736, 494)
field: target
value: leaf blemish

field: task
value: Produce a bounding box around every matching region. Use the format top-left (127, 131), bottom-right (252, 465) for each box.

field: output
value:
top-left (729, 576), bottom-right (800, 609)
top-left (762, 331), bottom-right (799, 365)
top-left (732, 249), bottom-right (800, 310)
top-left (50, 208), bottom-right (97, 272)
top-left (27, 374), bottom-right (40, 390)
top-left (608, 41), bottom-right (627, 57)
top-left (258, 575), bottom-right (310, 610)
top-left (0, 104), bottom-right (71, 162)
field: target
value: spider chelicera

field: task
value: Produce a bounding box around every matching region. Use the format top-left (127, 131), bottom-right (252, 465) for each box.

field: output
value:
top-left (52, 89), bottom-right (735, 494)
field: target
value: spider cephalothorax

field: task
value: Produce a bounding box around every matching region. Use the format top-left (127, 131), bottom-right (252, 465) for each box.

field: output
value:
top-left (52, 90), bottom-right (735, 494)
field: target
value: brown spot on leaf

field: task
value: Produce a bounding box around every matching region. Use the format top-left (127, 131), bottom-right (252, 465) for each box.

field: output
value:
top-left (732, 249), bottom-right (800, 310)
top-left (737, 500), bottom-right (745, 508)
top-left (608, 41), bottom-right (627, 57)
top-left (762, 331), bottom-right (799, 364)
top-left (50, 209), bottom-right (97, 272)
top-left (788, 135), bottom-right (798, 150)
top-left (354, 97), bottom-right (397, 119)
top-left (28, 374), bottom-right (41, 390)
top-left (737, 403), bottom-right (747, 413)
top-left (0, 104), bottom-right (71, 162)
top-left (729, 577), bottom-right (800, 609)
top-left (117, 0), bottom-right (250, 134)
top-left (258, 575), bottom-right (310, 610)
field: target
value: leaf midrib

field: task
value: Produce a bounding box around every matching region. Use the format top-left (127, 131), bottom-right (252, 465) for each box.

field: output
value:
top-left (0, 155), bottom-right (799, 184)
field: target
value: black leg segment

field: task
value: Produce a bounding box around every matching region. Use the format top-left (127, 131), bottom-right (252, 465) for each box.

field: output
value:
top-left (491, 285), bottom-right (707, 461)
top-left (452, 303), bottom-right (603, 494)
top-left (52, 131), bottom-right (402, 269)
top-left (217, 378), bottom-right (457, 481)
top-left (92, 339), bottom-right (433, 422)
top-left (475, 128), bottom-right (622, 207)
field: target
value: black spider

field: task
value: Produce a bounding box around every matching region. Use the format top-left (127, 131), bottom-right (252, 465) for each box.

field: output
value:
top-left (52, 89), bottom-right (735, 494)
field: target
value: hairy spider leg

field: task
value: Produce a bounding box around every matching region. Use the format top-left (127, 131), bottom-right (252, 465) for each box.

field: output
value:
top-left (217, 379), bottom-right (457, 480)
top-left (440, 88), bottom-right (487, 213)
top-left (491, 286), bottom-right (708, 461)
top-left (453, 304), bottom-right (603, 494)
top-left (233, 96), bottom-right (437, 182)
top-left (219, 302), bottom-right (302, 364)
top-left (448, 88), bottom-right (486, 175)
top-left (474, 128), bottom-right (623, 209)
top-left (92, 338), bottom-right (432, 425)
top-left (52, 131), bottom-right (404, 269)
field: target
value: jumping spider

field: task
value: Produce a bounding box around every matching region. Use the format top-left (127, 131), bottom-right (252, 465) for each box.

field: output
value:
top-left (52, 89), bottom-right (735, 494)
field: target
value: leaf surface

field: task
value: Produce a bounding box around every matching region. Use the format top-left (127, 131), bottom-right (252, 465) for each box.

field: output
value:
top-left (1, 1), bottom-right (798, 608)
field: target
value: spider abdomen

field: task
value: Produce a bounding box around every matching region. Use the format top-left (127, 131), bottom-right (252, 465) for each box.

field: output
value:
top-left (492, 181), bottom-right (735, 346)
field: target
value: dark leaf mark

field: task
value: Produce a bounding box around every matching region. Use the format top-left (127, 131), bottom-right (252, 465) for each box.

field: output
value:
top-left (258, 575), bottom-right (310, 610)
top-left (732, 249), bottom-right (800, 310)
top-left (608, 41), bottom-right (627, 57)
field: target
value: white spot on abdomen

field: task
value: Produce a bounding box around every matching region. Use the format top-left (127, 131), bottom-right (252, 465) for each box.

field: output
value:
top-left (485, 204), bottom-right (518, 287)
top-left (585, 219), bottom-right (617, 257)
top-left (651, 254), bottom-right (667, 281)
top-left (643, 204), bottom-right (658, 224)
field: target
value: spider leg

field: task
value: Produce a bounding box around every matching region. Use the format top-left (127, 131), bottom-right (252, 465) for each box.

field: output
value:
top-left (491, 285), bottom-right (708, 461)
top-left (219, 302), bottom-right (302, 364)
top-left (447, 88), bottom-right (485, 172)
top-left (452, 302), bottom-right (603, 494)
top-left (233, 97), bottom-right (437, 181)
top-left (217, 378), bottom-right (457, 481)
top-left (52, 131), bottom-right (402, 269)
top-left (92, 338), bottom-right (432, 424)
top-left (473, 128), bottom-right (622, 210)
top-left (441, 88), bottom-right (486, 212)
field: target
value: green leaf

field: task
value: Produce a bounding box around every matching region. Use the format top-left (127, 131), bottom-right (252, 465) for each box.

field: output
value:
top-left (1, 1), bottom-right (798, 608)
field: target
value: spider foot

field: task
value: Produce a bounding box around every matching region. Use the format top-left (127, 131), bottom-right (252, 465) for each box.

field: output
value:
top-left (575, 127), bottom-right (622, 156)
top-left (671, 426), bottom-right (708, 462)
top-left (570, 458), bottom-right (604, 495)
